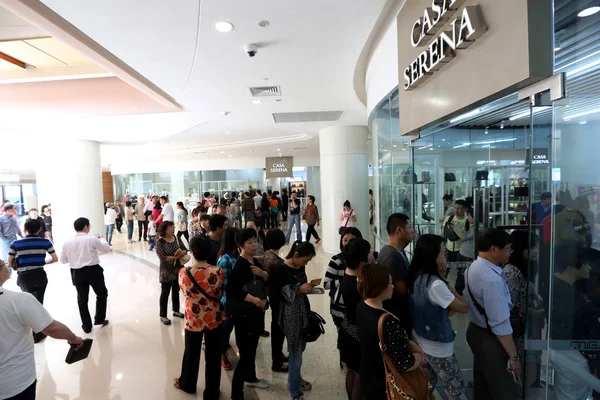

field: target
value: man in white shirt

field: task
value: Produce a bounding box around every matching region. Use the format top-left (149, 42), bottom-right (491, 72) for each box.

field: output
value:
top-left (156, 196), bottom-right (174, 224)
top-left (253, 190), bottom-right (263, 210)
top-left (0, 259), bottom-right (83, 400)
top-left (60, 217), bottom-right (111, 334)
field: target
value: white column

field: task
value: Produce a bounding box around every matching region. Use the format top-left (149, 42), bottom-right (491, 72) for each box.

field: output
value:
top-left (36, 140), bottom-right (104, 249)
top-left (319, 126), bottom-right (369, 254)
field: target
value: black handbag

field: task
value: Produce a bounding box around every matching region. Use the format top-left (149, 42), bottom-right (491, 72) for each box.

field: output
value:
top-left (445, 172), bottom-right (457, 182)
top-left (443, 216), bottom-right (460, 242)
top-left (302, 311), bottom-right (326, 343)
top-left (339, 210), bottom-right (354, 235)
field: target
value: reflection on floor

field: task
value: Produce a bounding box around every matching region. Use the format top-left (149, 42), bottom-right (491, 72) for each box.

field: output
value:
top-left (4, 226), bottom-right (347, 400)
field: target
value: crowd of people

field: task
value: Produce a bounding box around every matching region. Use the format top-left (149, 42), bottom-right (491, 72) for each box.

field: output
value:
top-left (3, 186), bottom-right (596, 400)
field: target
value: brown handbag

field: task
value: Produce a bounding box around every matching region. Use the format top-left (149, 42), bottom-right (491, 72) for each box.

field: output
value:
top-left (377, 313), bottom-right (435, 400)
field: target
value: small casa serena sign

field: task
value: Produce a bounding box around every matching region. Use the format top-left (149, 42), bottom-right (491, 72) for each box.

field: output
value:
top-left (404, 0), bottom-right (487, 90)
top-left (265, 157), bottom-right (293, 178)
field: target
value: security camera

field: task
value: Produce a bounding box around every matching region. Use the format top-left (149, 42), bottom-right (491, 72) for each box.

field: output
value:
top-left (245, 44), bottom-right (258, 57)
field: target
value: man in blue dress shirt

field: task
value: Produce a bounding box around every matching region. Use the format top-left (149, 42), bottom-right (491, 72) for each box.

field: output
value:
top-left (0, 204), bottom-right (23, 265)
top-left (464, 228), bottom-right (521, 399)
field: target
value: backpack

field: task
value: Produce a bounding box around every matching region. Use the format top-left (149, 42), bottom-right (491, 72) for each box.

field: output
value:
top-left (443, 215), bottom-right (469, 242)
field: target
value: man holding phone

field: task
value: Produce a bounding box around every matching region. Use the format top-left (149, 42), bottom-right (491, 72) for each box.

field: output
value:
top-left (0, 259), bottom-right (84, 400)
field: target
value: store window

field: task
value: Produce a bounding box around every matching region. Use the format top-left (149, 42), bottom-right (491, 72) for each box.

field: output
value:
top-left (369, 89), bottom-right (412, 246)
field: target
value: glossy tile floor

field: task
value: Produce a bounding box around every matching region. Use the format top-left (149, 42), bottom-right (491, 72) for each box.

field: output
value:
top-left (3, 224), bottom-right (347, 400)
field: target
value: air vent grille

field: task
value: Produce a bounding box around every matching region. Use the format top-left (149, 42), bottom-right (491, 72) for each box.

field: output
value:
top-left (249, 86), bottom-right (281, 97)
top-left (273, 111), bottom-right (344, 123)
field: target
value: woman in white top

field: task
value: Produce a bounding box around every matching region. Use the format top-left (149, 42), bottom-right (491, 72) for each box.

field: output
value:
top-left (407, 234), bottom-right (469, 400)
top-left (339, 200), bottom-right (357, 229)
top-left (104, 203), bottom-right (118, 246)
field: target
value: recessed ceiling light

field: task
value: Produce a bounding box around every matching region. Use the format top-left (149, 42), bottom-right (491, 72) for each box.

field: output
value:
top-left (402, 148), bottom-right (406, 151)
top-left (277, 148), bottom-right (280, 151)
top-left (258, 20), bottom-right (270, 28)
top-left (226, 131), bottom-right (231, 134)
top-left (215, 21), bottom-right (234, 33)
top-left (393, 144), bottom-right (398, 148)
top-left (579, 6), bottom-right (600, 17)
top-left (252, 99), bottom-right (263, 104)
top-left (228, 154), bottom-right (232, 158)
top-left (220, 151), bottom-right (224, 154)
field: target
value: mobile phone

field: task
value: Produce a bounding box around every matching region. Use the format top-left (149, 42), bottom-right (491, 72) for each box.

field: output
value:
top-left (310, 278), bottom-right (322, 286)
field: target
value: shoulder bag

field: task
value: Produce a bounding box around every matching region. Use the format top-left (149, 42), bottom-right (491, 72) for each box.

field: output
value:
top-left (378, 313), bottom-right (434, 400)
top-left (443, 216), bottom-right (460, 242)
top-left (465, 267), bottom-right (525, 337)
top-left (339, 209), bottom-right (354, 235)
top-left (186, 267), bottom-right (221, 303)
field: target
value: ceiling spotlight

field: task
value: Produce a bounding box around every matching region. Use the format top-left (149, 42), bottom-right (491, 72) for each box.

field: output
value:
top-left (402, 148), bottom-right (407, 151)
top-left (228, 154), bottom-right (232, 158)
top-left (393, 144), bottom-right (398, 148)
top-left (220, 151), bottom-right (224, 154)
top-left (500, 121), bottom-right (505, 129)
top-left (214, 21), bottom-right (234, 33)
top-left (485, 126), bottom-right (489, 134)
top-left (578, 6), bottom-right (600, 17)
top-left (276, 148), bottom-right (280, 151)
top-left (258, 20), bottom-right (270, 27)
top-left (252, 99), bottom-right (263, 104)
top-left (226, 131), bottom-right (231, 134)
top-left (250, 149), bottom-right (255, 153)
top-left (223, 111), bottom-right (231, 116)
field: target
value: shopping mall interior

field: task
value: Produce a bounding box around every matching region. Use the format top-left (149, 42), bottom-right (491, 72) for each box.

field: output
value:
top-left (0, 0), bottom-right (599, 399)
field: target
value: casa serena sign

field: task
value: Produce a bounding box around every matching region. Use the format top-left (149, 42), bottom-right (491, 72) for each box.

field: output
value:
top-left (404, 0), bottom-right (487, 90)
top-left (265, 157), bottom-right (293, 178)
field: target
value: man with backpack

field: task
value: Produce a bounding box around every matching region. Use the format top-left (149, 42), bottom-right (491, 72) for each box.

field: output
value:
top-left (442, 200), bottom-right (469, 262)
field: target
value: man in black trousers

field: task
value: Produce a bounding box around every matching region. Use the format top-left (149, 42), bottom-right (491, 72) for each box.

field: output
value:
top-left (60, 217), bottom-right (111, 333)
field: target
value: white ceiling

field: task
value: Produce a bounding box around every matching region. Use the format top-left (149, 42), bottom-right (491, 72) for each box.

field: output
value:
top-left (22, 0), bottom-right (386, 169)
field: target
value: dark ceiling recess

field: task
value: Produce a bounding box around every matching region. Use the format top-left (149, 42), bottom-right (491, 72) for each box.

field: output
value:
top-left (272, 111), bottom-right (344, 123)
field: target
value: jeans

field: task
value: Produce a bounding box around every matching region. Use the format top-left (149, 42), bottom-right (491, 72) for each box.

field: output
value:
top-left (231, 315), bottom-right (261, 399)
top-left (285, 214), bottom-right (302, 243)
top-left (138, 220), bottom-right (148, 241)
top-left (159, 280), bottom-right (180, 318)
top-left (288, 341), bottom-right (306, 399)
top-left (71, 265), bottom-right (109, 331)
top-left (306, 224), bottom-right (320, 243)
top-left (127, 220), bottom-right (134, 240)
top-left (178, 326), bottom-right (223, 398)
top-left (149, 236), bottom-right (156, 251)
top-left (1, 235), bottom-right (17, 262)
top-left (105, 224), bottom-right (114, 245)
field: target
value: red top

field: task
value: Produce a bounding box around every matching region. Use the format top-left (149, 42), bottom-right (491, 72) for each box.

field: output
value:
top-left (178, 265), bottom-right (226, 331)
top-left (303, 204), bottom-right (320, 225)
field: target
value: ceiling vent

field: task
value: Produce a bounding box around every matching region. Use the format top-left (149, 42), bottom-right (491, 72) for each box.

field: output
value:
top-left (249, 86), bottom-right (281, 97)
top-left (293, 147), bottom-right (307, 151)
top-left (273, 111), bottom-right (344, 123)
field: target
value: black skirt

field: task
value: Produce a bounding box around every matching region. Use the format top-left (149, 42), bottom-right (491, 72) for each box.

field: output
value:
top-left (339, 327), bottom-right (361, 371)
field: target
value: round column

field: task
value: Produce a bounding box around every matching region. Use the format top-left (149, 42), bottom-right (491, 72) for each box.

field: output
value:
top-left (319, 126), bottom-right (369, 254)
top-left (36, 140), bottom-right (104, 249)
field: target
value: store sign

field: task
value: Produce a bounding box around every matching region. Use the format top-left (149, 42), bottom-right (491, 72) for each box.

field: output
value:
top-left (397, 0), bottom-right (553, 135)
top-left (531, 148), bottom-right (550, 166)
top-left (265, 157), bottom-right (293, 178)
top-left (404, 1), bottom-right (487, 90)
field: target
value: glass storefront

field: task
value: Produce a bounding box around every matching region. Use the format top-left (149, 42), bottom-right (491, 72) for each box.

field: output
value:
top-left (112, 167), bottom-right (320, 209)
top-left (369, 1), bottom-right (600, 398)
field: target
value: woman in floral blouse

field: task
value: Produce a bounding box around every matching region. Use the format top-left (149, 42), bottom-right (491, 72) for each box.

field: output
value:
top-left (174, 234), bottom-right (225, 398)
top-left (302, 195), bottom-right (321, 244)
top-left (155, 221), bottom-right (187, 326)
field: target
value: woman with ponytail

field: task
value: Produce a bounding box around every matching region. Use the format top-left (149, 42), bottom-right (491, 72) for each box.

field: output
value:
top-left (339, 238), bottom-right (371, 400)
top-left (270, 240), bottom-right (316, 400)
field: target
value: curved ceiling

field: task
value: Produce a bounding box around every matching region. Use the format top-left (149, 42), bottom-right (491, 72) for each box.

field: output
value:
top-left (0, 0), bottom-right (388, 170)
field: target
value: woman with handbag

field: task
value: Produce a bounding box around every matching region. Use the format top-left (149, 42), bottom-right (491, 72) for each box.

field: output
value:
top-left (176, 202), bottom-right (190, 248)
top-left (270, 240), bottom-right (317, 400)
top-left (302, 195), bottom-right (321, 244)
top-left (227, 228), bottom-right (271, 400)
top-left (356, 264), bottom-right (429, 400)
top-left (339, 200), bottom-right (357, 234)
top-left (174, 235), bottom-right (225, 398)
top-left (407, 235), bottom-right (468, 400)
top-left (340, 238), bottom-right (371, 400)
top-left (155, 221), bottom-right (187, 325)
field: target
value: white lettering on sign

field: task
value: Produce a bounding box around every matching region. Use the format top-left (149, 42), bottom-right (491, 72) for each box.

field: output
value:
top-left (270, 163), bottom-right (289, 173)
top-left (532, 154), bottom-right (549, 165)
top-left (404, 2), bottom-right (487, 91)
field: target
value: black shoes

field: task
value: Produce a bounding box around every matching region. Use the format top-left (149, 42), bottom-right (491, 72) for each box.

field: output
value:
top-left (160, 317), bottom-right (172, 325)
top-left (95, 320), bottom-right (110, 327)
top-left (261, 330), bottom-right (270, 338)
top-left (83, 326), bottom-right (92, 334)
top-left (271, 365), bottom-right (289, 373)
top-left (173, 312), bottom-right (185, 319)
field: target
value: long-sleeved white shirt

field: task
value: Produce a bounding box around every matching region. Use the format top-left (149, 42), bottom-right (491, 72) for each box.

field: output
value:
top-left (60, 232), bottom-right (111, 269)
top-left (104, 208), bottom-right (117, 225)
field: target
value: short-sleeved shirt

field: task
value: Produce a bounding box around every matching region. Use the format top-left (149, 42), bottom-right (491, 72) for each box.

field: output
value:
top-left (412, 280), bottom-right (456, 358)
top-left (207, 236), bottom-right (223, 266)
top-left (178, 265), bottom-right (225, 331)
top-left (161, 203), bottom-right (175, 222)
top-left (10, 236), bottom-right (55, 273)
top-left (378, 245), bottom-right (411, 333)
top-left (0, 288), bottom-right (54, 399)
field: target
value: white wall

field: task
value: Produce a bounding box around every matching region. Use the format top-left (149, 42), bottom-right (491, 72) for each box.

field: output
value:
top-left (108, 155), bottom-right (320, 175)
top-left (365, 18), bottom-right (399, 117)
